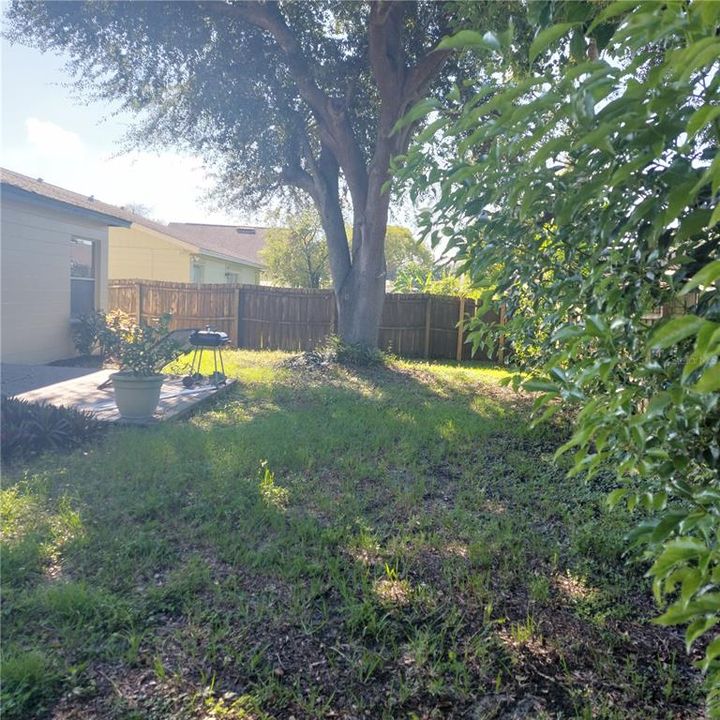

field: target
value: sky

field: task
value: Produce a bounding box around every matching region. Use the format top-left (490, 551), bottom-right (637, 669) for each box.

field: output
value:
top-left (0, 33), bottom-right (257, 225)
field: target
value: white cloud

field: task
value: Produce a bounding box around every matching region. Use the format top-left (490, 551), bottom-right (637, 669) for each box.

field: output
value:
top-left (6, 119), bottom-right (259, 224)
top-left (25, 117), bottom-right (85, 157)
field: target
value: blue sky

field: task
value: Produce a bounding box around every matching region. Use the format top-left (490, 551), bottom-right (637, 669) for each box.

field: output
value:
top-left (0, 23), bottom-right (418, 233)
top-left (1, 34), bottom-right (254, 224)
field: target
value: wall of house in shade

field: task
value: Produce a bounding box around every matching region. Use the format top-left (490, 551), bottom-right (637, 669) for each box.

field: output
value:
top-left (1, 196), bottom-right (110, 364)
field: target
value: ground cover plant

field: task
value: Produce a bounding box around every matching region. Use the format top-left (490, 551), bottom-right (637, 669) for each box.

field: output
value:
top-left (1, 350), bottom-right (703, 719)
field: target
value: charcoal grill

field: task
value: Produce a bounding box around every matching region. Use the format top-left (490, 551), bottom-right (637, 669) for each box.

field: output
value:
top-left (182, 327), bottom-right (229, 388)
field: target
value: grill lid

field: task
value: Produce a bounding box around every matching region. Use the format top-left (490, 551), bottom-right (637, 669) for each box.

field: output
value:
top-left (189, 329), bottom-right (229, 347)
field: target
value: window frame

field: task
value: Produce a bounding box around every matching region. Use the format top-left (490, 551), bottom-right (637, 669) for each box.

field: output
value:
top-left (70, 237), bottom-right (98, 318)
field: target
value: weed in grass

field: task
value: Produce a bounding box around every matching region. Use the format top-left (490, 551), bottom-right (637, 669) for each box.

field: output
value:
top-left (529, 574), bottom-right (551, 603)
top-left (0, 649), bottom-right (58, 719)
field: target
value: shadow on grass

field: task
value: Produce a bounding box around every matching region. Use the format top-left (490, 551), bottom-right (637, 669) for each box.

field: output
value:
top-left (0, 356), bottom-right (701, 719)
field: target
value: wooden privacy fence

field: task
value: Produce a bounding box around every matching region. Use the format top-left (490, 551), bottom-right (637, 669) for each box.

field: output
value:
top-left (108, 280), bottom-right (500, 361)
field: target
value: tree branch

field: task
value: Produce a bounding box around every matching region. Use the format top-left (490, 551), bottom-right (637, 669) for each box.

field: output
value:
top-left (223, 1), bottom-right (369, 213)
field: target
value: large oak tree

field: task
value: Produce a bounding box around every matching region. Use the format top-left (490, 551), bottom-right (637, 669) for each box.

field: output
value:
top-left (5, 0), bottom-right (472, 345)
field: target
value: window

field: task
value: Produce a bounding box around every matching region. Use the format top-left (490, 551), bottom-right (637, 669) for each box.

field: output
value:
top-left (191, 263), bottom-right (205, 284)
top-left (225, 272), bottom-right (239, 284)
top-left (70, 238), bottom-right (96, 317)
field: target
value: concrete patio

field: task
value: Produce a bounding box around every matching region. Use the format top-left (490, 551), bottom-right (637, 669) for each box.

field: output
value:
top-left (1, 363), bottom-right (102, 397)
top-left (9, 369), bottom-right (235, 424)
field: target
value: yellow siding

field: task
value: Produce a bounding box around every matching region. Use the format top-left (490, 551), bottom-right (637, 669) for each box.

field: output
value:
top-left (109, 226), bottom-right (191, 282)
top-left (109, 226), bottom-right (262, 284)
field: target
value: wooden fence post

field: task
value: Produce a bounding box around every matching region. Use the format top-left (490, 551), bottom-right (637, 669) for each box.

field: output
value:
top-left (136, 281), bottom-right (143, 324)
top-left (424, 295), bottom-right (432, 359)
top-left (330, 292), bottom-right (338, 335)
top-left (456, 296), bottom-right (465, 362)
top-left (233, 287), bottom-right (241, 348)
top-left (236, 286), bottom-right (245, 348)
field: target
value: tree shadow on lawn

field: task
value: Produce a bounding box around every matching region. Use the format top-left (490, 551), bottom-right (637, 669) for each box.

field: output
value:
top-left (0, 360), bottom-right (703, 719)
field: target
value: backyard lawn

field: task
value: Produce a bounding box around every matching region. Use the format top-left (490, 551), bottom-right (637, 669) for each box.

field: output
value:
top-left (2, 351), bottom-right (702, 719)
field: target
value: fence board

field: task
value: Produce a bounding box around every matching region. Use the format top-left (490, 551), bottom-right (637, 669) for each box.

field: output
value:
top-left (108, 280), bottom-right (500, 361)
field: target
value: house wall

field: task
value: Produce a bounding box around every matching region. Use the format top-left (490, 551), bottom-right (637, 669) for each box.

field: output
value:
top-left (109, 226), bottom-right (261, 285)
top-left (109, 226), bottom-right (191, 282)
top-left (1, 196), bottom-right (110, 364)
top-left (200, 257), bottom-right (261, 284)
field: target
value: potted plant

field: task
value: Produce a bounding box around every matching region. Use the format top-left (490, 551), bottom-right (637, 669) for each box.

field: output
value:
top-left (100, 311), bottom-right (183, 420)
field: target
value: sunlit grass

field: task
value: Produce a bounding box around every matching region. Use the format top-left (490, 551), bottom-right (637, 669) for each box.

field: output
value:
top-left (1, 350), bottom-right (701, 719)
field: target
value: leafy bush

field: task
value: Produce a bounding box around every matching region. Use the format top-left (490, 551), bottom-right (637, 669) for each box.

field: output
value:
top-left (284, 335), bottom-right (387, 369)
top-left (71, 311), bottom-right (106, 356)
top-left (72, 310), bottom-right (184, 375)
top-left (399, 0), bottom-right (719, 711)
top-left (1, 396), bottom-right (105, 462)
top-left (100, 311), bottom-right (183, 376)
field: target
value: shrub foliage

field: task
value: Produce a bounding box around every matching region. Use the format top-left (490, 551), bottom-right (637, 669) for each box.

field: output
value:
top-left (1, 396), bottom-right (104, 462)
top-left (399, 0), bottom-right (720, 709)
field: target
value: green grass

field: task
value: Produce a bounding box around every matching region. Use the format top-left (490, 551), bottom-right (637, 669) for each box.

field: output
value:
top-left (1, 351), bottom-right (701, 719)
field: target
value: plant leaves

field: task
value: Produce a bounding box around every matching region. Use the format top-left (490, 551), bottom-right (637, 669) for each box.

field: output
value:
top-left (529, 23), bottom-right (578, 63)
top-left (648, 316), bottom-right (705, 350)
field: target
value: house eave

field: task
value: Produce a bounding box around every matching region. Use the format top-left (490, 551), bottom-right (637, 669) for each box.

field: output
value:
top-left (196, 248), bottom-right (265, 270)
top-left (1, 185), bottom-right (132, 227)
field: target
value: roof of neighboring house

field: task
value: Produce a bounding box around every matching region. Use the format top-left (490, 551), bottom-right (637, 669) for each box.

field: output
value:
top-left (1, 168), bottom-right (267, 268)
top-left (167, 223), bottom-right (267, 268)
top-left (1, 167), bottom-right (132, 228)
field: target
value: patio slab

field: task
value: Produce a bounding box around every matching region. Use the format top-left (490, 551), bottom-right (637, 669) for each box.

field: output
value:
top-left (1, 363), bottom-right (101, 397)
top-left (13, 370), bottom-right (235, 424)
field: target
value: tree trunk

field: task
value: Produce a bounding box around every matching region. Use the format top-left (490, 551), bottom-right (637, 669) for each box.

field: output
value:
top-left (336, 256), bottom-right (386, 346)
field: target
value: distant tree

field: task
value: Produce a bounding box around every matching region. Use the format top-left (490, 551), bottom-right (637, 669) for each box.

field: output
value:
top-left (384, 226), bottom-right (434, 282)
top-left (262, 213), bottom-right (433, 291)
top-left (122, 202), bottom-right (154, 219)
top-left (261, 208), bottom-right (328, 289)
top-left (393, 266), bottom-right (480, 298)
top-left (4, 1), bottom-right (531, 347)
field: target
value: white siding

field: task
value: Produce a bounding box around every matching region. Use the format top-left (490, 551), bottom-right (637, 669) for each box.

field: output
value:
top-left (1, 197), bottom-right (111, 364)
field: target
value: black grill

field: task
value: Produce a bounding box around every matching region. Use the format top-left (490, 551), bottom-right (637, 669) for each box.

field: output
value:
top-left (189, 329), bottom-right (229, 348)
top-left (183, 327), bottom-right (229, 388)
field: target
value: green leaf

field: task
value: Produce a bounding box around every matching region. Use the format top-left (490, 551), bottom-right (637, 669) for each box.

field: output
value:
top-left (482, 31), bottom-right (502, 51)
top-left (648, 315), bottom-right (705, 350)
top-left (529, 23), bottom-right (578, 63)
top-left (392, 98), bottom-right (440, 135)
top-left (701, 636), bottom-right (720, 673)
top-left (687, 106), bottom-right (720, 140)
top-left (686, 617), bottom-right (718, 652)
top-left (649, 512), bottom-right (686, 544)
top-left (649, 538), bottom-right (707, 579)
top-left (552, 324), bottom-right (586, 342)
top-left (710, 202), bottom-right (720, 229)
top-left (680, 260), bottom-right (720, 295)
top-left (437, 30), bottom-right (499, 51)
top-left (523, 379), bottom-right (559, 393)
top-left (679, 42), bottom-right (720, 82)
top-left (588, 0), bottom-right (638, 32)
top-left (586, 314), bottom-right (609, 338)
top-left (607, 488), bottom-right (627, 509)
top-left (693, 364), bottom-right (720, 393)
